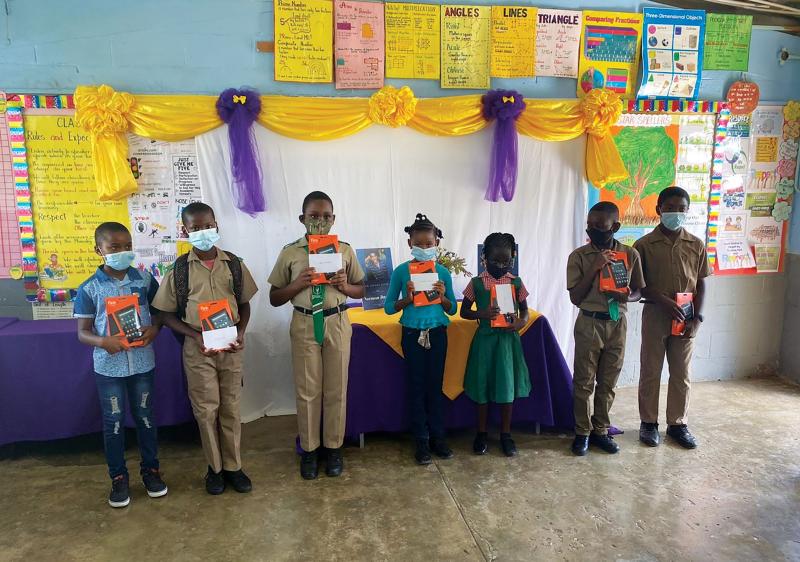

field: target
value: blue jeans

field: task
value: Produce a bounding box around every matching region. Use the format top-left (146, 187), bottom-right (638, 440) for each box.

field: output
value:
top-left (94, 370), bottom-right (159, 479)
top-left (401, 326), bottom-right (448, 440)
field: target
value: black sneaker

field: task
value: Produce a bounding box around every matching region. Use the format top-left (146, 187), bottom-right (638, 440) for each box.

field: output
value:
top-left (109, 474), bottom-right (130, 508)
top-left (223, 469), bottom-right (252, 493)
top-left (639, 422), bottom-right (661, 447)
top-left (430, 438), bottom-right (454, 459)
top-left (301, 450), bottom-right (319, 480)
top-left (666, 424), bottom-right (698, 449)
top-left (205, 467), bottom-right (225, 495)
top-left (415, 439), bottom-right (432, 465)
top-left (473, 432), bottom-right (489, 455)
top-left (500, 433), bottom-right (517, 457)
top-left (141, 468), bottom-right (168, 498)
top-left (325, 448), bottom-right (344, 477)
top-left (589, 433), bottom-right (620, 454)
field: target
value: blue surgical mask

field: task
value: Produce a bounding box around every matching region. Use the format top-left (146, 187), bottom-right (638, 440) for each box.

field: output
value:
top-left (103, 251), bottom-right (136, 271)
top-left (660, 212), bottom-right (687, 231)
top-left (188, 228), bottom-right (220, 252)
top-left (411, 246), bottom-right (437, 262)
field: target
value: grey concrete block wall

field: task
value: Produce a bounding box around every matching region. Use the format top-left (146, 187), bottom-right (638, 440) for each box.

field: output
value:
top-left (0, 279), bottom-right (32, 320)
top-left (780, 254), bottom-right (800, 383)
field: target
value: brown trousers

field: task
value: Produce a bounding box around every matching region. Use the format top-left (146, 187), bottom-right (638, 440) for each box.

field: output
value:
top-left (290, 310), bottom-right (352, 452)
top-left (573, 313), bottom-right (627, 436)
top-left (639, 304), bottom-right (693, 425)
top-left (183, 336), bottom-right (243, 473)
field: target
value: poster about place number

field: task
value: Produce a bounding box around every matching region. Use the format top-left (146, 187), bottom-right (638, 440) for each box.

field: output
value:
top-left (577, 11), bottom-right (643, 98)
top-left (441, 5), bottom-right (490, 89)
top-left (334, 0), bottom-right (385, 89)
top-left (385, 3), bottom-right (440, 80)
top-left (274, 0), bottom-right (333, 83)
top-left (490, 6), bottom-right (536, 78)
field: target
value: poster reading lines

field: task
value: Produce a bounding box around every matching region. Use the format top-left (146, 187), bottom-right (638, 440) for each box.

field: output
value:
top-left (490, 6), bottom-right (536, 78)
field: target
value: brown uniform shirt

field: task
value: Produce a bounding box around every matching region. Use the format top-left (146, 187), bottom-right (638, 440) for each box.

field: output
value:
top-left (566, 240), bottom-right (645, 313)
top-left (633, 227), bottom-right (711, 297)
top-left (153, 249), bottom-right (259, 331)
top-left (267, 237), bottom-right (365, 309)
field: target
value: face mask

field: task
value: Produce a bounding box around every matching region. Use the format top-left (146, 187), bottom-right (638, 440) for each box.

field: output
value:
top-left (305, 217), bottom-right (333, 235)
top-left (586, 227), bottom-right (614, 248)
top-left (188, 227), bottom-right (220, 252)
top-left (411, 246), bottom-right (438, 262)
top-left (486, 263), bottom-right (511, 279)
top-left (103, 251), bottom-right (136, 272)
top-left (660, 212), bottom-right (687, 231)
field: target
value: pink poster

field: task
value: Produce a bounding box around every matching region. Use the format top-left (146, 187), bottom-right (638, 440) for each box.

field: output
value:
top-left (334, 0), bottom-right (385, 89)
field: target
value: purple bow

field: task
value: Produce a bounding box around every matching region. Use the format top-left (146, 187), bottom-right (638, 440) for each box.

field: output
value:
top-left (482, 90), bottom-right (526, 202)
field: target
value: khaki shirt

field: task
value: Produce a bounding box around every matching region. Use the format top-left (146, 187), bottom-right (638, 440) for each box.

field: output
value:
top-left (566, 240), bottom-right (645, 313)
top-left (267, 237), bottom-right (365, 309)
top-left (633, 227), bottom-right (711, 297)
top-left (153, 249), bottom-right (259, 331)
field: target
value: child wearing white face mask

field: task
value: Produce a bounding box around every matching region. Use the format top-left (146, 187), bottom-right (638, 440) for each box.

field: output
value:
top-left (384, 213), bottom-right (458, 465)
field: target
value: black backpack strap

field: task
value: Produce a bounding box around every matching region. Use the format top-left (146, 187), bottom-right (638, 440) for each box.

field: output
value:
top-left (223, 250), bottom-right (244, 304)
top-left (173, 253), bottom-right (190, 321)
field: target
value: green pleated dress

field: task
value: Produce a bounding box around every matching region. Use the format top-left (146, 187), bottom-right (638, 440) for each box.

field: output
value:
top-left (464, 276), bottom-right (531, 405)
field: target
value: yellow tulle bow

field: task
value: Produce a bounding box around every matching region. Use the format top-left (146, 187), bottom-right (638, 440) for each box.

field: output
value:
top-left (368, 86), bottom-right (418, 127)
top-left (233, 94), bottom-right (247, 105)
top-left (502, 96), bottom-right (515, 104)
top-left (74, 84), bottom-right (134, 137)
top-left (580, 88), bottom-right (622, 138)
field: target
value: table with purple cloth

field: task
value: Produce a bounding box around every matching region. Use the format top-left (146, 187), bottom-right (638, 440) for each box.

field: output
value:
top-left (0, 317), bottom-right (193, 446)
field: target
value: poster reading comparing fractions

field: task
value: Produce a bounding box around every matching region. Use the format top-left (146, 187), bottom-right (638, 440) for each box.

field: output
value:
top-left (335, 0), bottom-right (385, 89)
top-left (490, 6), bottom-right (536, 78)
top-left (535, 9), bottom-right (582, 78)
top-left (638, 8), bottom-right (706, 100)
top-left (703, 14), bottom-right (752, 71)
top-left (441, 5), bottom-right (490, 89)
top-left (0, 100), bottom-right (23, 279)
top-left (274, 0), bottom-right (333, 83)
top-left (385, 3), bottom-right (440, 80)
top-left (26, 110), bottom-right (129, 290)
top-left (578, 11), bottom-right (643, 98)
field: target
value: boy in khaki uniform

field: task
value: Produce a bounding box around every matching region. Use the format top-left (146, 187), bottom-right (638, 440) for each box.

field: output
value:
top-left (153, 202), bottom-right (259, 495)
top-left (268, 191), bottom-right (365, 480)
top-left (567, 202), bottom-right (644, 456)
top-left (634, 186), bottom-right (710, 450)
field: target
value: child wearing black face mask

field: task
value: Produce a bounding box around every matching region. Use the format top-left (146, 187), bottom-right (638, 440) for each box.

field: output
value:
top-left (461, 233), bottom-right (531, 457)
top-left (565, 201), bottom-right (644, 457)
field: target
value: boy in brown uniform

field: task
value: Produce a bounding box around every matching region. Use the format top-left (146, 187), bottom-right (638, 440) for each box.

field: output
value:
top-left (567, 202), bottom-right (644, 456)
top-left (268, 191), bottom-right (365, 480)
top-left (634, 186), bottom-right (709, 450)
top-left (153, 202), bottom-right (259, 494)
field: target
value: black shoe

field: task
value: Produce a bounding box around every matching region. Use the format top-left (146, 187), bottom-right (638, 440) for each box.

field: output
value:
top-left (415, 439), bottom-right (432, 465)
top-left (640, 422), bottom-right (661, 447)
top-left (666, 424), bottom-right (698, 449)
top-left (430, 438), bottom-right (454, 459)
top-left (223, 469), bottom-right (252, 493)
top-left (109, 474), bottom-right (130, 508)
top-left (141, 468), bottom-right (168, 498)
top-left (300, 450), bottom-right (319, 480)
top-left (589, 433), bottom-right (620, 454)
top-left (325, 448), bottom-right (344, 477)
top-left (500, 433), bottom-right (517, 457)
top-left (571, 435), bottom-right (589, 456)
top-left (205, 467), bottom-right (225, 495)
top-left (473, 432), bottom-right (489, 455)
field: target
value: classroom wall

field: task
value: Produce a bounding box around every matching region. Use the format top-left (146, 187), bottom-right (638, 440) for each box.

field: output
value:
top-left (0, 0), bottom-right (798, 387)
top-left (780, 254), bottom-right (800, 383)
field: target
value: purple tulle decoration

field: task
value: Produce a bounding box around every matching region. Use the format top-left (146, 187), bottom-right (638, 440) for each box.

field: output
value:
top-left (482, 90), bottom-right (526, 202)
top-left (216, 88), bottom-right (265, 216)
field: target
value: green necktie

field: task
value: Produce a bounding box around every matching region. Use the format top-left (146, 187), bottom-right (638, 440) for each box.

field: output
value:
top-left (607, 297), bottom-right (620, 322)
top-left (307, 245), bottom-right (325, 344)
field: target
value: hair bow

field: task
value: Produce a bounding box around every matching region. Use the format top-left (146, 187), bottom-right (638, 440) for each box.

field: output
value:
top-left (233, 95), bottom-right (247, 105)
top-left (502, 96), bottom-right (515, 104)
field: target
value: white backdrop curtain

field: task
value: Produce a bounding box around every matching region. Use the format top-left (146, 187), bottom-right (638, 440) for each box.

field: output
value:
top-left (195, 124), bottom-right (586, 421)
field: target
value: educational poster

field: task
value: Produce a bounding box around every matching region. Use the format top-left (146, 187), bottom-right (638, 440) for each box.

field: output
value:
top-left (356, 247), bottom-right (393, 310)
top-left (534, 9), bottom-right (582, 78)
top-left (703, 14), bottom-right (752, 71)
top-left (274, 0), bottom-right (334, 83)
top-left (578, 11), bottom-right (643, 98)
top-left (31, 301), bottom-right (74, 320)
top-left (384, 3), bottom-right (440, 80)
top-left (490, 6), bottom-right (536, 78)
top-left (440, 5), bottom-right (491, 89)
top-left (0, 98), bottom-right (23, 279)
top-left (25, 110), bottom-right (130, 290)
top-left (334, 0), bottom-right (385, 89)
top-left (638, 8), bottom-right (706, 100)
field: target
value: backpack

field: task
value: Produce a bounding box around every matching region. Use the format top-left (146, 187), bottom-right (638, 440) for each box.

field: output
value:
top-left (173, 250), bottom-right (244, 322)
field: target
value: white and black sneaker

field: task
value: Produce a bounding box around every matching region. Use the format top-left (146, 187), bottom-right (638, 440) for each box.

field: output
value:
top-left (142, 468), bottom-right (168, 498)
top-left (109, 474), bottom-right (130, 508)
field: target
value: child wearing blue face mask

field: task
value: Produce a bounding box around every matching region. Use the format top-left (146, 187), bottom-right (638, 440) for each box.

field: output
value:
top-left (74, 222), bottom-right (167, 508)
top-left (384, 213), bottom-right (457, 465)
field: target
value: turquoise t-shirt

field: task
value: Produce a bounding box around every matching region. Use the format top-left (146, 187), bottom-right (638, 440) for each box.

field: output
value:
top-left (384, 261), bottom-right (457, 329)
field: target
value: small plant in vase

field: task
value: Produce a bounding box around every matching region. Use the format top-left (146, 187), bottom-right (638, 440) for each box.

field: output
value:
top-left (436, 247), bottom-right (473, 278)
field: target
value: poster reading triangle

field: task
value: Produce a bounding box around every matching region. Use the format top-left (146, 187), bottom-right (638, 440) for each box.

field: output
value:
top-left (577, 10), bottom-right (643, 98)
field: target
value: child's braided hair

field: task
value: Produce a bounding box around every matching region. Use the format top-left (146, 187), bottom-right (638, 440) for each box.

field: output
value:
top-left (404, 213), bottom-right (443, 239)
top-left (482, 232), bottom-right (516, 258)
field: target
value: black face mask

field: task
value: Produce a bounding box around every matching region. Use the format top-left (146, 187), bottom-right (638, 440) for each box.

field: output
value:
top-left (486, 263), bottom-right (512, 279)
top-left (586, 227), bottom-right (614, 248)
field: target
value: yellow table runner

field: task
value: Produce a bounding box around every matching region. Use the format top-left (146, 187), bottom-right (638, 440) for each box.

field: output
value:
top-left (347, 302), bottom-right (540, 399)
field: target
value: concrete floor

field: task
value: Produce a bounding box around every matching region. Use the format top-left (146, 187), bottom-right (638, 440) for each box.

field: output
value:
top-left (1, 377), bottom-right (799, 562)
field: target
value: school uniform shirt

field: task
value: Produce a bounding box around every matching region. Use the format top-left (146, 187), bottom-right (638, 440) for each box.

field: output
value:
top-left (566, 240), bottom-right (645, 314)
top-left (73, 266), bottom-right (158, 377)
top-left (152, 248), bottom-right (259, 331)
top-left (632, 227), bottom-right (710, 297)
top-left (267, 237), bottom-right (365, 309)
top-left (384, 261), bottom-right (457, 329)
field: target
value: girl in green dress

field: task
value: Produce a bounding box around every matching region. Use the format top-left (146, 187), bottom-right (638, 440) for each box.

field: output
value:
top-left (461, 233), bottom-right (531, 457)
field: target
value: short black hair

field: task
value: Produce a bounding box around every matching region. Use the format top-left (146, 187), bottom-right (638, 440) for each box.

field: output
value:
top-left (482, 232), bottom-right (516, 258)
top-left (181, 202), bottom-right (215, 224)
top-left (302, 191), bottom-right (334, 214)
top-left (657, 186), bottom-right (691, 208)
top-left (589, 201), bottom-right (620, 219)
top-left (404, 213), bottom-right (443, 239)
top-left (94, 222), bottom-right (130, 245)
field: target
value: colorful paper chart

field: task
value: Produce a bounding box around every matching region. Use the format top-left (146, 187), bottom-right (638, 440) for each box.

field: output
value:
top-left (274, 0), bottom-right (334, 83)
top-left (578, 11), bottom-right (643, 98)
top-left (440, 5), bottom-right (491, 89)
top-left (703, 13), bottom-right (752, 71)
top-left (490, 6), bottom-right (536, 78)
top-left (384, 3), bottom-right (440, 80)
top-left (534, 9), bottom-right (582, 78)
top-left (334, 0), bottom-right (385, 89)
top-left (0, 93), bottom-right (23, 279)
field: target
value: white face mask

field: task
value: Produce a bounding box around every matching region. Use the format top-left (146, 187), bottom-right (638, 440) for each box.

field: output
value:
top-left (661, 212), bottom-right (687, 231)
